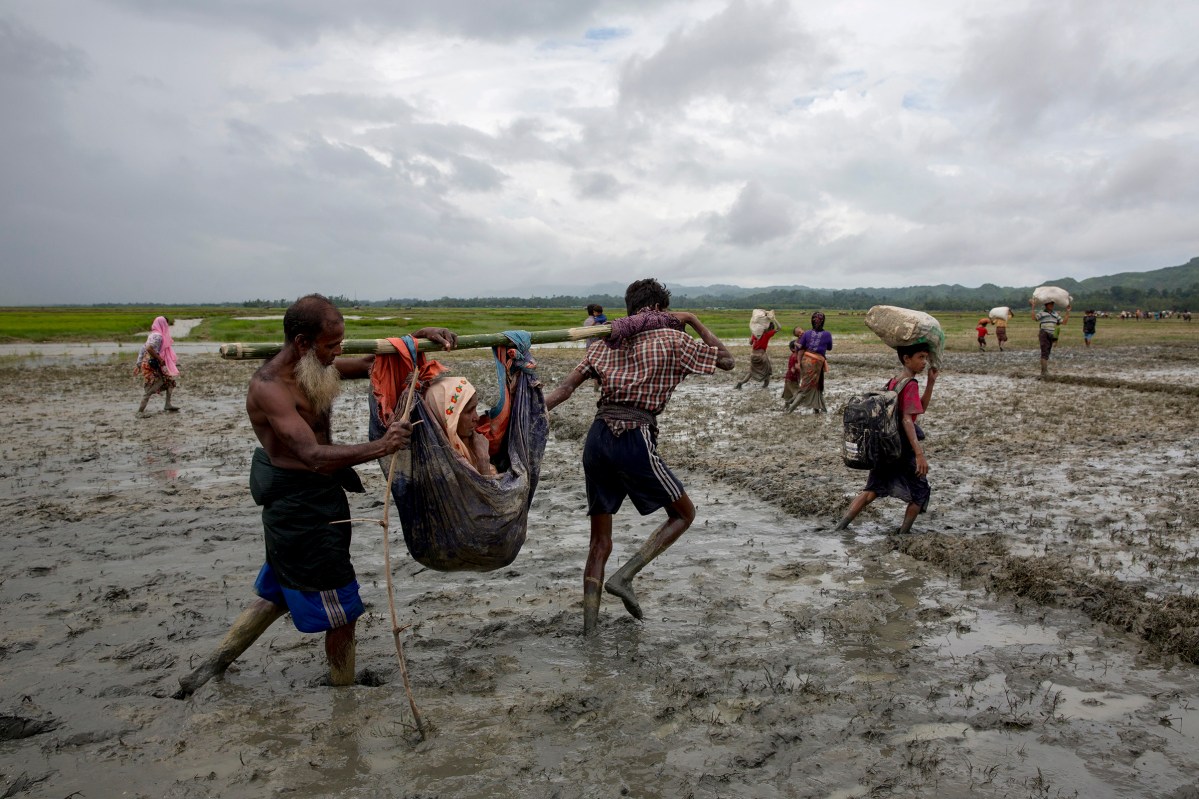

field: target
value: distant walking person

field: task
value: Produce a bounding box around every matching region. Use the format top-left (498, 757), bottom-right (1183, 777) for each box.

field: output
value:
top-left (583, 304), bottom-right (607, 327)
top-left (1082, 310), bottom-right (1097, 347)
top-left (992, 315), bottom-right (1008, 351)
top-left (735, 310), bottom-right (779, 390)
top-left (1031, 299), bottom-right (1070, 377)
top-left (136, 316), bottom-right (181, 413)
top-left (976, 319), bottom-right (988, 352)
top-left (785, 312), bottom-right (833, 413)
top-left (781, 325), bottom-right (805, 406)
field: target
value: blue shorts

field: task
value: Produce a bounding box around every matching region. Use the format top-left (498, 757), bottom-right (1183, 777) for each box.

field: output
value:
top-left (254, 563), bottom-right (364, 633)
top-left (583, 420), bottom-right (684, 516)
top-left (1084, 333), bottom-right (1094, 341)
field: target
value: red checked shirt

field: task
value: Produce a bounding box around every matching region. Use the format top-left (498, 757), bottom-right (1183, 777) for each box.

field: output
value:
top-left (574, 328), bottom-right (719, 431)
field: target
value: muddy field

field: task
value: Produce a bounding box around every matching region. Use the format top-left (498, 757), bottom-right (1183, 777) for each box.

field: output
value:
top-left (2, 338), bottom-right (1199, 798)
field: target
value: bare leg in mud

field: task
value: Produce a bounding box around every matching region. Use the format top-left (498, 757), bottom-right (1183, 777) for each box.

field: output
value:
top-left (174, 597), bottom-right (286, 698)
top-left (601, 496), bottom-right (696, 630)
top-left (175, 601), bottom-right (358, 696)
top-left (582, 515), bottom-right (614, 636)
top-left (138, 377), bottom-right (165, 413)
top-left (325, 621), bottom-right (357, 686)
top-left (835, 490), bottom-right (876, 531)
top-left (896, 502), bottom-right (921, 535)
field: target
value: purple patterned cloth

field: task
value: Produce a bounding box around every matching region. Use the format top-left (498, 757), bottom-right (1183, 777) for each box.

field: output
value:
top-left (604, 309), bottom-right (685, 349)
top-left (799, 329), bottom-right (833, 356)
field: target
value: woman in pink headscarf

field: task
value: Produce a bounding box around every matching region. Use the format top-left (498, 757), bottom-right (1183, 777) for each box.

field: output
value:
top-left (423, 375), bottom-right (496, 476)
top-left (135, 316), bottom-right (180, 413)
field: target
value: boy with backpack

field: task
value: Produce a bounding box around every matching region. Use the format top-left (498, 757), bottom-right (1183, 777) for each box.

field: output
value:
top-left (835, 342), bottom-right (939, 535)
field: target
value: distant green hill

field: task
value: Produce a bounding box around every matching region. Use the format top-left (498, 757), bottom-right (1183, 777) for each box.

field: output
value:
top-left (1047, 257), bottom-right (1199, 293)
top-left (372, 256), bottom-right (1199, 311)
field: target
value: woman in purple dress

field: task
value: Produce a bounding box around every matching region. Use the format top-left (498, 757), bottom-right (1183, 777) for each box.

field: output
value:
top-left (785, 312), bottom-right (832, 413)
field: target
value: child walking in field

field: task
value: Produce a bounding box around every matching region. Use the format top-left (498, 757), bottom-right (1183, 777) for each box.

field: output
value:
top-left (835, 342), bottom-right (939, 535)
top-left (976, 319), bottom-right (988, 352)
top-left (781, 325), bottom-right (805, 406)
top-left (1083, 310), bottom-right (1097, 347)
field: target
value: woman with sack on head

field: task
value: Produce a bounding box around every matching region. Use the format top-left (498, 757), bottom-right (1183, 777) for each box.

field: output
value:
top-left (135, 316), bottom-right (181, 414)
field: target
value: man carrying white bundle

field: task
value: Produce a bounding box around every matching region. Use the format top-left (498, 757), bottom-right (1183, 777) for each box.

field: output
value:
top-left (1031, 297), bottom-right (1070, 377)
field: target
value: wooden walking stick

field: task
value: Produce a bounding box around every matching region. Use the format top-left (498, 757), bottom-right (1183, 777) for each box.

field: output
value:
top-left (380, 366), bottom-right (426, 740)
top-left (344, 364), bottom-right (429, 738)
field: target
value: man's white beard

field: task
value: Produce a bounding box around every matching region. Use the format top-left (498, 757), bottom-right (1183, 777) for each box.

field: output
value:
top-left (295, 349), bottom-right (342, 414)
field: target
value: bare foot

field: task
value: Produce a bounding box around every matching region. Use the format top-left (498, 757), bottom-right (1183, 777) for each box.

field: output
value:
top-left (604, 577), bottom-right (643, 620)
top-left (173, 665), bottom-right (220, 699)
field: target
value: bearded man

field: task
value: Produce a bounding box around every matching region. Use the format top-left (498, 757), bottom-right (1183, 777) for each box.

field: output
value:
top-left (175, 294), bottom-right (455, 698)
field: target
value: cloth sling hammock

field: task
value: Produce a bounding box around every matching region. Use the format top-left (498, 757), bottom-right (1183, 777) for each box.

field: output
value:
top-left (368, 332), bottom-right (547, 572)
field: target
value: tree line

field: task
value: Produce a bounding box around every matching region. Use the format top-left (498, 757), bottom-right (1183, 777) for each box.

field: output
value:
top-left (358, 282), bottom-right (1198, 312)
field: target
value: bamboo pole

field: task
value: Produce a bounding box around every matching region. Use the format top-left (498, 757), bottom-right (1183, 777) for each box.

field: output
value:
top-left (219, 325), bottom-right (612, 360)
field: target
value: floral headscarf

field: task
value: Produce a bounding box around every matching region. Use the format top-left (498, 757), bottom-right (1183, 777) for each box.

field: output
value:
top-left (423, 376), bottom-right (476, 461)
top-left (810, 311), bottom-right (826, 331)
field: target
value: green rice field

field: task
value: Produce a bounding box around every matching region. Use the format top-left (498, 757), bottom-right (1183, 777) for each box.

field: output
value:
top-left (1, 305), bottom-right (1195, 354)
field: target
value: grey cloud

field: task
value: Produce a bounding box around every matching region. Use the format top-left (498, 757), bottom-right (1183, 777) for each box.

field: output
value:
top-left (301, 136), bottom-right (391, 178)
top-left (619, 0), bottom-right (816, 109)
top-left (954, 6), bottom-right (1101, 133)
top-left (1090, 142), bottom-right (1199, 209)
top-left (953, 3), bottom-right (1199, 139)
top-left (572, 170), bottom-right (624, 199)
top-left (224, 118), bottom-right (277, 157)
top-left (449, 155), bottom-right (507, 192)
top-left (4, 1), bottom-right (1196, 304)
top-left (704, 181), bottom-right (795, 246)
top-left (0, 15), bottom-right (89, 80)
top-left (102, 0), bottom-right (670, 45)
top-left (288, 93), bottom-right (417, 125)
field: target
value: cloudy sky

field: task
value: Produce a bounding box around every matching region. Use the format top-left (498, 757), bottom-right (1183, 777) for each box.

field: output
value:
top-left (2, 0), bottom-right (1197, 304)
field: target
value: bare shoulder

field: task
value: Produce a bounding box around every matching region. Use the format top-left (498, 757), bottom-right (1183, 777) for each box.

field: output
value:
top-left (248, 359), bottom-right (294, 407)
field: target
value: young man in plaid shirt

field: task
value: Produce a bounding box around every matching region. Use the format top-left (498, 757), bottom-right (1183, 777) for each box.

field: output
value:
top-left (545, 279), bottom-right (734, 635)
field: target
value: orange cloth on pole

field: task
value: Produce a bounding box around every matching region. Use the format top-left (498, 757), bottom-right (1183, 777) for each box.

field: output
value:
top-left (370, 338), bottom-right (449, 427)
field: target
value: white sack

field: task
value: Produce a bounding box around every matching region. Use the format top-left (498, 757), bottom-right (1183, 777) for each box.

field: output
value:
top-left (864, 305), bottom-right (945, 369)
top-left (749, 308), bottom-right (778, 337)
top-left (1032, 286), bottom-right (1072, 308)
top-left (989, 306), bottom-right (1012, 321)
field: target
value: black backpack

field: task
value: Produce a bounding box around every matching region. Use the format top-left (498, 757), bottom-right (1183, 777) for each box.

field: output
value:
top-left (841, 378), bottom-right (913, 470)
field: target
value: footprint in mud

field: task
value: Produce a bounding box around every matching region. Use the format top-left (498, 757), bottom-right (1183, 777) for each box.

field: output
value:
top-left (355, 668), bottom-right (391, 687)
top-left (310, 668), bottom-right (392, 688)
top-left (0, 714), bottom-right (60, 741)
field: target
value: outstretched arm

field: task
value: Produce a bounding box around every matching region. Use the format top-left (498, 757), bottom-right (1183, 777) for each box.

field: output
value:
top-left (336, 356), bottom-right (375, 379)
top-left (544, 369), bottom-right (588, 411)
top-left (671, 311), bottom-right (734, 371)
